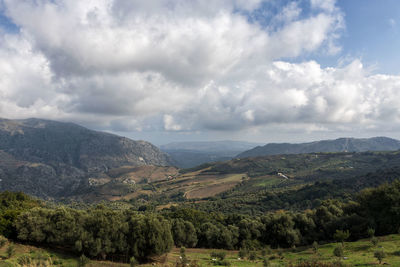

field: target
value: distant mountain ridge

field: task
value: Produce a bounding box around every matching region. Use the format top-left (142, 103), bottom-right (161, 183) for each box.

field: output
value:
top-left (237, 137), bottom-right (400, 158)
top-left (161, 140), bottom-right (262, 152)
top-left (0, 118), bottom-right (172, 198)
top-left (160, 140), bottom-right (262, 168)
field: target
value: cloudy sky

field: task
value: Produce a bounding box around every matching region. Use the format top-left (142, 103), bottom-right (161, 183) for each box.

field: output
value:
top-left (0, 0), bottom-right (400, 145)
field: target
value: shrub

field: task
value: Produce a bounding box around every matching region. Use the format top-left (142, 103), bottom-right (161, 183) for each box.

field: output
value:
top-left (269, 254), bottom-right (279, 260)
top-left (261, 248), bottom-right (267, 257)
top-left (211, 251), bottom-right (226, 260)
top-left (312, 241), bottom-right (319, 253)
top-left (0, 235), bottom-right (7, 248)
top-left (333, 245), bottom-right (343, 258)
top-left (78, 254), bottom-right (90, 267)
top-left (238, 248), bottom-right (248, 258)
top-left (18, 255), bottom-right (32, 265)
top-left (130, 256), bottom-right (138, 267)
top-left (333, 230), bottom-right (350, 245)
top-left (371, 236), bottom-right (378, 246)
top-left (249, 251), bottom-right (257, 261)
top-left (215, 259), bottom-right (231, 266)
top-left (6, 244), bottom-right (15, 259)
top-left (367, 228), bottom-right (375, 237)
top-left (393, 250), bottom-right (400, 256)
top-left (180, 247), bottom-right (188, 265)
top-left (374, 250), bottom-right (386, 264)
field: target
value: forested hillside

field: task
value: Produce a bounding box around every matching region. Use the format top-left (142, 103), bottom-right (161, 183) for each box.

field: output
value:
top-left (113, 151), bottom-right (400, 215)
top-left (1, 180), bottom-right (400, 264)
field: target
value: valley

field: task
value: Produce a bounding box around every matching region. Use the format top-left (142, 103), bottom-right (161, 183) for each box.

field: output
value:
top-left (2, 118), bottom-right (400, 266)
top-left (77, 150), bottom-right (400, 215)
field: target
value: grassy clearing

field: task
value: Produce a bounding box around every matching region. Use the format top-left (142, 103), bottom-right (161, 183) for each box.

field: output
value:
top-left (158, 235), bottom-right (400, 266)
top-left (0, 241), bottom-right (79, 267)
top-left (253, 176), bottom-right (286, 187)
top-left (3, 234), bottom-right (400, 266)
top-left (184, 173), bottom-right (246, 199)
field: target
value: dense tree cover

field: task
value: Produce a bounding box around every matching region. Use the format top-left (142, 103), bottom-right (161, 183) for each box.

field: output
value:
top-left (15, 206), bottom-right (173, 262)
top-left (1, 180), bottom-right (400, 262)
top-left (357, 180), bottom-right (400, 235)
top-left (183, 166), bottom-right (400, 215)
top-left (171, 219), bottom-right (198, 248)
top-left (0, 191), bottom-right (42, 238)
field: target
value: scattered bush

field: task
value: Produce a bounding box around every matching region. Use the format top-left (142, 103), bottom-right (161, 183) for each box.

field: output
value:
top-left (371, 236), bottom-right (378, 246)
top-left (374, 250), bottom-right (386, 264)
top-left (214, 259), bottom-right (231, 266)
top-left (333, 245), bottom-right (343, 258)
top-left (238, 248), bottom-right (248, 258)
top-left (367, 228), bottom-right (375, 237)
top-left (0, 235), bottom-right (7, 248)
top-left (392, 250), bottom-right (400, 256)
top-left (249, 251), bottom-right (257, 261)
top-left (269, 254), bottom-right (279, 260)
top-left (6, 244), bottom-right (15, 259)
top-left (211, 251), bottom-right (226, 260)
top-left (130, 256), bottom-right (138, 267)
top-left (78, 254), bottom-right (90, 267)
top-left (179, 246), bottom-right (188, 266)
top-left (18, 255), bottom-right (32, 265)
top-left (261, 248), bottom-right (267, 257)
top-left (333, 230), bottom-right (350, 245)
top-left (312, 241), bottom-right (319, 253)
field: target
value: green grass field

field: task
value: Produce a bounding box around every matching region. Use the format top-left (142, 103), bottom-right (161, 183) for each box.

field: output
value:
top-left (1, 235), bottom-right (400, 266)
top-left (162, 235), bottom-right (400, 266)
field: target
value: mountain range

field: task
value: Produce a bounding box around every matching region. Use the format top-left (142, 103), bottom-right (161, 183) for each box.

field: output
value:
top-left (2, 117), bottom-right (400, 203)
top-left (237, 137), bottom-right (400, 158)
top-left (0, 118), bottom-right (171, 198)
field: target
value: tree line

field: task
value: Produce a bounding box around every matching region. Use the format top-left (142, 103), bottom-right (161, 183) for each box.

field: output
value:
top-left (1, 180), bottom-right (400, 263)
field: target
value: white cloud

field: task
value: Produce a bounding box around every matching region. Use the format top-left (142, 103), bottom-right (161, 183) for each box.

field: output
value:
top-left (0, 0), bottom-right (399, 138)
top-left (274, 2), bottom-right (301, 24)
top-left (163, 59), bottom-right (400, 132)
top-left (163, 115), bottom-right (183, 131)
top-left (311, 0), bottom-right (337, 13)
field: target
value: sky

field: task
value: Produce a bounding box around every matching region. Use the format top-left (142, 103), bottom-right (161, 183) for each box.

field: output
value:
top-left (0, 0), bottom-right (400, 145)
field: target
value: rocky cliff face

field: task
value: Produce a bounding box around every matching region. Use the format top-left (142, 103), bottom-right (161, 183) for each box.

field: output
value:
top-left (0, 118), bottom-right (172, 198)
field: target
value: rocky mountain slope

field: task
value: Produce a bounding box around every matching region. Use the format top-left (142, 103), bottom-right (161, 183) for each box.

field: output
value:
top-left (237, 137), bottom-right (400, 158)
top-left (0, 118), bottom-right (172, 198)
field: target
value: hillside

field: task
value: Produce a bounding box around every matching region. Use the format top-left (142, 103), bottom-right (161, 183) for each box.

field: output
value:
top-left (161, 141), bottom-right (261, 168)
top-left (3, 181), bottom-right (400, 266)
top-left (108, 150), bottom-right (400, 214)
top-left (237, 137), bottom-right (400, 158)
top-left (0, 118), bottom-right (172, 198)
